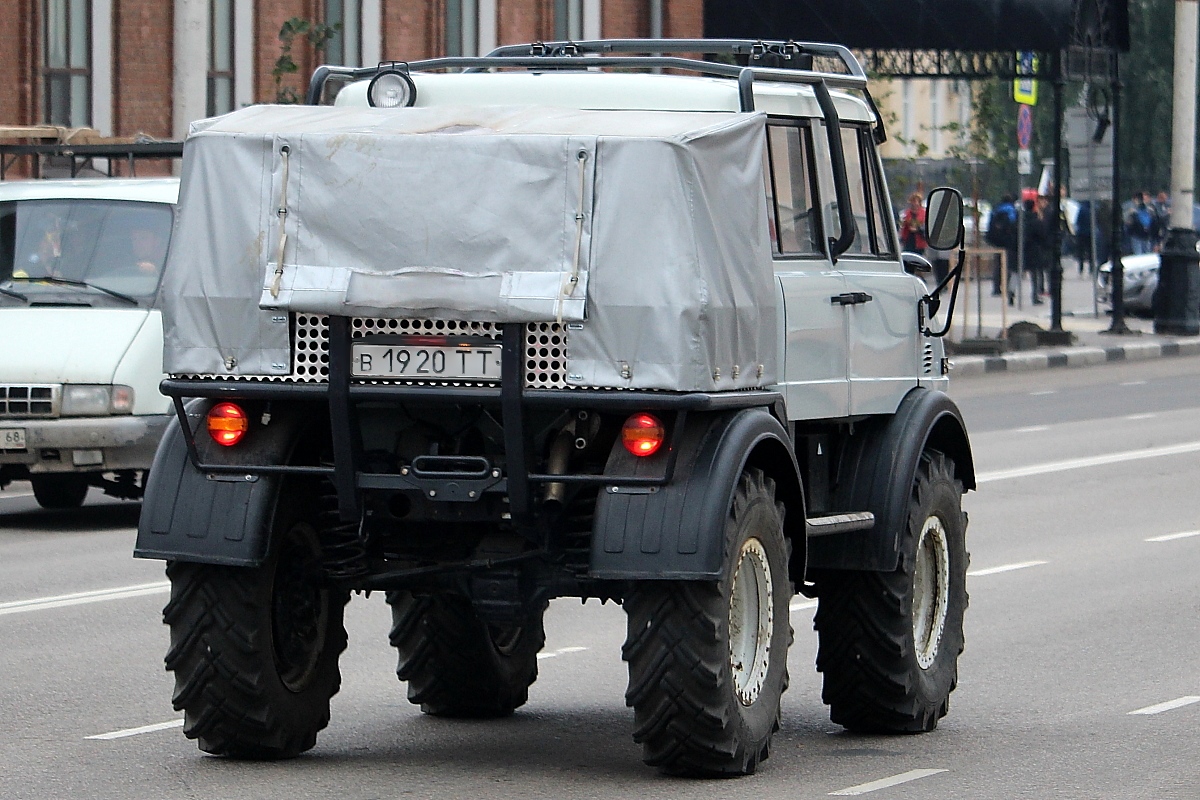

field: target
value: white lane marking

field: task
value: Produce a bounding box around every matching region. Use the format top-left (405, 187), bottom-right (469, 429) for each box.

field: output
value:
top-left (790, 598), bottom-right (818, 611)
top-left (1128, 696), bottom-right (1200, 716)
top-left (1146, 530), bottom-right (1200, 543)
top-left (1030, 390), bottom-right (1057, 396)
top-left (1125, 413), bottom-right (1156, 421)
top-left (1120, 380), bottom-right (1148, 386)
top-left (0, 581), bottom-right (170, 617)
top-left (1013, 425), bottom-right (1050, 434)
top-left (86, 719), bottom-right (184, 740)
top-left (829, 768), bottom-right (948, 796)
top-left (537, 646), bottom-right (589, 660)
top-left (967, 560), bottom-right (1047, 577)
top-left (976, 440), bottom-right (1200, 484)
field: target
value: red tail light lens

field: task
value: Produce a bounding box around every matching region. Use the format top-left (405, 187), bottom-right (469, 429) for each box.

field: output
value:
top-left (622, 413), bottom-right (665, 457)
top-left (207, 402), bottom-right (249, 447)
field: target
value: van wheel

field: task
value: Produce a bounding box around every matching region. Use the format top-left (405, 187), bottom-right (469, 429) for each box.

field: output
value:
top-left (163, 499), bottom-right (348, 758)
top-left (814, 450), bottom-right (968, 732)
top-left (387, 592), bottom-right (546, 717)
top-left (31, 474), bottom-right (89, 509)
top-left (622, 468), bottom-right (793, 776)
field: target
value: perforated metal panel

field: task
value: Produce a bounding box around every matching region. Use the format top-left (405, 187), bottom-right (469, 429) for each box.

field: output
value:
top-left (176, 315), bottom-right (568, 389)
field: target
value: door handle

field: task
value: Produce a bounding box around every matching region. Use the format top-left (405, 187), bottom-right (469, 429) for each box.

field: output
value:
top-left (830, 292), bottom-right (873, 306)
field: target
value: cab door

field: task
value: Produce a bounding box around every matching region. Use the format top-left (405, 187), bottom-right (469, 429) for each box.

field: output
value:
top-left (814, 124), bottom-right (923, 415)
top-left (765, 121), bottom-right (849, 421)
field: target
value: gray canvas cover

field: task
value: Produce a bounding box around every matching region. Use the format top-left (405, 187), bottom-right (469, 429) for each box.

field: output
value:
top-left (163, 104), bottom-right (775, 390)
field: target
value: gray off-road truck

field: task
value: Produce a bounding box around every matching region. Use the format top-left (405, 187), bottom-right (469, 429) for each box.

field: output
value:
top-left (136, 39), bottom-right (974, 776)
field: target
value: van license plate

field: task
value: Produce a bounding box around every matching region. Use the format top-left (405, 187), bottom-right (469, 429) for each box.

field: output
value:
top-left (352, 344), bottom-right (503, 381)
top-left (0, 428), bottom-right (26, 450)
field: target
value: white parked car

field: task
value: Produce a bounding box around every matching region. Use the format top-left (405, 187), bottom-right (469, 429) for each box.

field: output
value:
top-left (0, 177), bottom-right (178, 508)
top-left (1096, 253), bottom-right (1159, 316)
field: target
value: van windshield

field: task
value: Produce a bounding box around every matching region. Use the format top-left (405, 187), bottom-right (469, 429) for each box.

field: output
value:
top-left (0, 199), bottom-right (173, 303)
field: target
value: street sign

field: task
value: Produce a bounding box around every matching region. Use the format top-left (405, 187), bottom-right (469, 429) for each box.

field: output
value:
top-left (1065, 104), bottom-right (1113, 201)
top-left (1017, 105), bottom-right (1033, 149)
top-left (1017, 148), bottom-right (1033, 175)
top-left (1014, 51), bottom-right (1038, 105)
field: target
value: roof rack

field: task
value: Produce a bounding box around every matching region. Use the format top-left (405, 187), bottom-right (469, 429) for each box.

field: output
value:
top-left (305, 38), bottom-right (884, 141)
top-left (0, 130), bottom-right (183, 180)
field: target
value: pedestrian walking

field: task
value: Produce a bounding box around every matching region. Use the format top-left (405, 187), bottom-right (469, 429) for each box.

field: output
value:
top-left (899, 191), bottom-right (927, 254)
top-left (1024, 196), bottom-right (1053, 305)
top-left (1124, 191), bottom-right (1155, 255)
top-left (986, 193), bottom-right (1019, 297)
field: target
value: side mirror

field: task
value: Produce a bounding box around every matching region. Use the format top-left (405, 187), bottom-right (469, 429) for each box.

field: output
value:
top-left (925, 187), bottom-right (965, 251)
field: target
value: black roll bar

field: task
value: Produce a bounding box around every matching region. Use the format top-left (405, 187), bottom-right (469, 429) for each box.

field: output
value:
top-left (811, 81), bottom-right (857, 261)
top-left (305, 38), bottom-right (884, 135)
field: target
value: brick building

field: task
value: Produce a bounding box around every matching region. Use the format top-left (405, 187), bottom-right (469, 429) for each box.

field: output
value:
top-left (0, 0), bottom-right (701, 142)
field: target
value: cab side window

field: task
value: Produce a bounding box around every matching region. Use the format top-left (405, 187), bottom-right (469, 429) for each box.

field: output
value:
top-left (830, 125), bottom-right (896, 259)
top-left (765, 123), bottom-right (823, 258)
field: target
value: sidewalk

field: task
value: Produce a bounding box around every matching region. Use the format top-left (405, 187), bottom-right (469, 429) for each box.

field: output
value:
top-left (941, 264), bottom-right (1200, 378)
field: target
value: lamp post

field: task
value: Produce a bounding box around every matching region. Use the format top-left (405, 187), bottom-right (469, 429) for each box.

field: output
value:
top-left (1153, 0), bottom-right (1200, 336)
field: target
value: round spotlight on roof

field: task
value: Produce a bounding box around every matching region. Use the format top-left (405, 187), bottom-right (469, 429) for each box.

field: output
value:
top-left (367, 69), bottom-right (417, 109)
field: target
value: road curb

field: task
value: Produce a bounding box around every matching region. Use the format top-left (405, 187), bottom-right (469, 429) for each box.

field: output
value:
top-left (950, 337), bottom-right (1200, 377)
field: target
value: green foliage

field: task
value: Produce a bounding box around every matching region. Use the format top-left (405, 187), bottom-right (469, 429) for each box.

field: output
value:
top-left (1119, 0), bottom-right (1176, 196)
top-left (273, 17), bottom-right (342, 104)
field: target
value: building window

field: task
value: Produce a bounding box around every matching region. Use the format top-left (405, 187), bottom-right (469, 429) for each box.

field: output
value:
top-left (326, 0), bottom-right (362, 67)
top-left (554, 0), bottom-right (583, 40)
top-left (445, 0), bottom-right (478, 57)
top-left (44, 0), bottom-right (91, 126)
top-left (208, 0), bottom-right (235, 115)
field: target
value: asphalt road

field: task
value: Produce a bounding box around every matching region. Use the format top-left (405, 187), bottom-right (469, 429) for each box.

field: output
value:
top-left (3, 357), bottom-right (1200, 799)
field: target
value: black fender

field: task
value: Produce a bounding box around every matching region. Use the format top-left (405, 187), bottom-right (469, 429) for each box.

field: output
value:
top-left (807, 386), bottom-right (975, 572)
top-left (134, 400), bottom-right (310, 567)
top-left (589, 407), bottom-right (806, 581)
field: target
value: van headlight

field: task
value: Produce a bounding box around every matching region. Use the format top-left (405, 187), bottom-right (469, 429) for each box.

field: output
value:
top-left (61, 385), bottom-right (135, 416)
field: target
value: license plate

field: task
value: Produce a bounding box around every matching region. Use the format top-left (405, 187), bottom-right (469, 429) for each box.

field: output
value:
top-left (352, 343), bottom-right (503, 381)
top-left (0, 428), bottom-right (26, 450)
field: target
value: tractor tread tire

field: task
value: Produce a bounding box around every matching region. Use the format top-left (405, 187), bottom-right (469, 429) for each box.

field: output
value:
top-left (813, 450), bottom-right (968, 733)
top-left (387, 592), bottom-right (545, 717)
top-left (164, 556), bottom-right (348, 759)
top-left (622, 468), bottom-right (793, 776)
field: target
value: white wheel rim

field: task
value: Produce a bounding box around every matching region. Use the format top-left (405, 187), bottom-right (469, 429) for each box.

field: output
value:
top-left (729, 536), bottom-right (774, 706)
top-left (913, 515), bottom-right (950, 670)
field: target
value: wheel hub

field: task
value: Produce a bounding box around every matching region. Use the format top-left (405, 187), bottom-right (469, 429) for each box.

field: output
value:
top-left (729, 536), bottom-right (774, 706)
top-left (913, 515), bottom-right (950, 670)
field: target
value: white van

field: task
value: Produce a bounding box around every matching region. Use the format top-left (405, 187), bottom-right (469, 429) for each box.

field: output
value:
top-left (0, 178), bottom-right (179, 508)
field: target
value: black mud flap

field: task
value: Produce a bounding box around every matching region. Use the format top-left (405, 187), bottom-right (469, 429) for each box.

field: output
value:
top-left (589, 407), bottom-right (805, 580)
top-left (134, 401), bottom-right (304, 567)
top-left (807, 386), bottom-right (975, 572)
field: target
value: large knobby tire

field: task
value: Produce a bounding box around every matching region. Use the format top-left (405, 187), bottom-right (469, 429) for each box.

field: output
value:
top-left (622, 468), bottom-right (793, 776)
top-left (814, 449), bottom-right (969, 733)
top-left (387, 591), bottom-right (546, 717)
top-left (163, 506), bottom-right (349, 759)
top-left (31, 474), bottom-right (89, 509)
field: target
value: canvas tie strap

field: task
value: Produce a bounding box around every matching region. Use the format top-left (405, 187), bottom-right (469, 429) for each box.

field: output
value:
top-left (558, 148), bottom-right (588, 324)
top-left (269, 145), bottom-right (291, 299)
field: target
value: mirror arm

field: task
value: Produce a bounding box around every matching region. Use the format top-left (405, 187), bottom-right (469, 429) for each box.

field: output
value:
top-left (921, 247), bottom-right (966, 338)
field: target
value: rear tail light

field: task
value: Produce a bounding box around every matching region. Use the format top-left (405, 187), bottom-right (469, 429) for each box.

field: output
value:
top-left (207, 402), bottom-right (249, 447)
top-left (622, 413), bottom-right (665, 457)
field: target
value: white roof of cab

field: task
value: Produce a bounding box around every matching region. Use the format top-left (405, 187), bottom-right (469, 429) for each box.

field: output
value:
top-left (0, 177), bottom-right (179, 204)
top-left (335, 71), bottom-right (875, 124)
